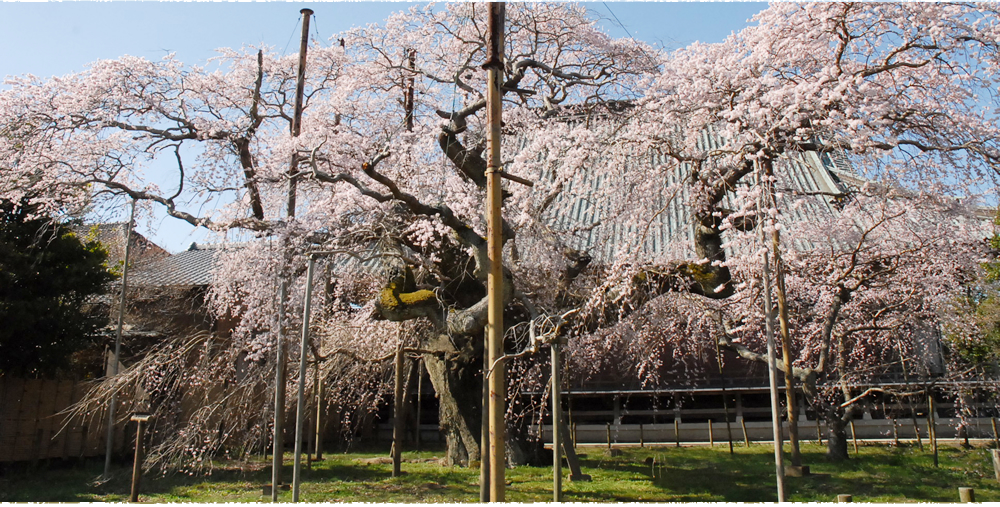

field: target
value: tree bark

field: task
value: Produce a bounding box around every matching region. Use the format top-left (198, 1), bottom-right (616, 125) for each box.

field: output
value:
top-left (420, 333), bottom-right (482, 466)
top-left (825, 417), bottom-right (850, 461)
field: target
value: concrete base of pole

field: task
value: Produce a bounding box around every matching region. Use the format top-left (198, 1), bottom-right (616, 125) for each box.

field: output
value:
top-left (958, 487), bottom-right (975, 503)
top-left (837, 494), bottom-right (852, 502)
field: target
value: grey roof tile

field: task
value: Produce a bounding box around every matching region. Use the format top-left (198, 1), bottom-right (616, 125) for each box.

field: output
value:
top-left (131, 243), bottom-right (228, 288)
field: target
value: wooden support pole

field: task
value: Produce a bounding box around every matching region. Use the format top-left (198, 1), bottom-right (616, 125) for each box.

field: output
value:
top-left (892, 419), bottom-right (899, 447)
top-left (675, 419), bottom-right (680, 448)
top-left (639, 424), bottom-right (644, 448)
top-left (314, 361), bottom-right (324, 461)
top-left (913, 416), bottom-right (923, 451)
top-left (742, 418), bottom-right (751, 447)
top-left (991, 449), bottom-right (1000, 483)
top-left (714, 338), bottom-right (735, 454)
top-left (415, 360), bottom-right (423, 451)
top-left (392, 347), bottom-right (404, 478)
top-left (816, 419), bottom-right (823, 446)
top-left (274, 11), bottom-right (311, 500)
top-left (551, 342), bottom-right (562, 503)
top-left (709, 420), bottom-right (714, 447)
top-left (129, 415), bottom-right (150, 503)
top-left (992, 417), bottom-right (998, 449)
top-left (764, 158), bottom-right (800, 469)
top-left (759, 167), bottom-right (787, 502)
top-left (480, 336), bottom-right (490, 502)
top-left (928, 393), bottom-right (938, 468)
top-left (850, 420), bottom-right (858, 455)
top-left (291, 254), bottom-right (316, 502)
top-left (484, 3), bottom-right (506, 502)
top-left (606, 423), bottom-right (612, 450)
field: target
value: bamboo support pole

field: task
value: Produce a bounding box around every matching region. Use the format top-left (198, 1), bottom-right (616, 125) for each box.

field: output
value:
top-left (484, 4), bottom-right (506, 502)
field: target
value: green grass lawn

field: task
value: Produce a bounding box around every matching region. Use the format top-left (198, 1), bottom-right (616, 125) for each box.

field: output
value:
top-left (3, 442), bottom-right (999, 502)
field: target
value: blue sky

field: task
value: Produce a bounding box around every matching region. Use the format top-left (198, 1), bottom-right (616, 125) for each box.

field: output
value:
top-left (1, 1), bottom-right (767, 252)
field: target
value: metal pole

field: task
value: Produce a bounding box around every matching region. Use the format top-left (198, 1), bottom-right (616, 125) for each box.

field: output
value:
top-left (551, 342), bottom-right (562, 502)
top-left (483, 2), bottom-right (506, 502)
top-left (760, 169), bottom-right (787, 502)
top-left (292, 256), bottom-right (315, 501)
top-left (105, 199), bottom-right (136, 479)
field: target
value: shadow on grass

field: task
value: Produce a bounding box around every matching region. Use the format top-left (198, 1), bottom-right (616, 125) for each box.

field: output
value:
top-left (5, 443), bottom-right (999, 502)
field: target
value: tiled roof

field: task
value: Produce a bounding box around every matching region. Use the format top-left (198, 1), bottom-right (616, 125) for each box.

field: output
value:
top-left (536, 131), bottom-right (852, 264)
top-left (131, 242), bottom-right (225, 288)
top-left (71, 222), bottom-right (170, 268)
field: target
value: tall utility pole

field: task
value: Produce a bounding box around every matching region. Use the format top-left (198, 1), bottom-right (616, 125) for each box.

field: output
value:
top-left (483, 2), bottom-right (506, 502)
top-left (272, 8), bottom-right (313, 502)
top-left (104, 199), bottom-right (136, 479)
top-left (758, 168), bottom-right (787, 502)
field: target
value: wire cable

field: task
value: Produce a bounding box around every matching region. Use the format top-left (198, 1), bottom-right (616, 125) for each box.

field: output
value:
top-left (602, 2), bottom-right (636, 41)
top-left (282, 14), bottom-right (302, 57)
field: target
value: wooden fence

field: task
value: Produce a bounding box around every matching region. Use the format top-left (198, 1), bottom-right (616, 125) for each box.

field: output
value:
top-left (0, 377), bottom-right (128, 463)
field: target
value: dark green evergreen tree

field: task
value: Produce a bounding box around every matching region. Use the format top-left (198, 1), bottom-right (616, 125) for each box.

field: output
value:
top-left (0, 199), bottom-right (115, 377)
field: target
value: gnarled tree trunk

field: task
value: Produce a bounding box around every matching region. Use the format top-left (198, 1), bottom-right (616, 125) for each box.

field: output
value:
top-left (825, 416), bottom-right (850, 461)
top-left (420, 333), bottom-right (482, 466)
